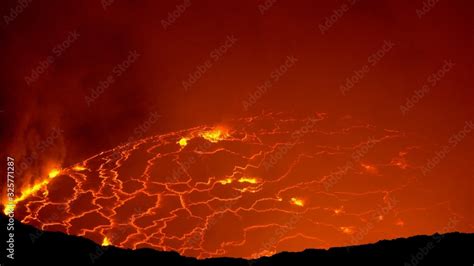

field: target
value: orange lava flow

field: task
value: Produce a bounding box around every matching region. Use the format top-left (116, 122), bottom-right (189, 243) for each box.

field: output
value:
top-left (3, 113), bottom-right (470, 258)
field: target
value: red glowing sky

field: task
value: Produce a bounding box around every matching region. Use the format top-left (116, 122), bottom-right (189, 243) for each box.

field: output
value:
top-left (0, 0), bottom-right (473, 259)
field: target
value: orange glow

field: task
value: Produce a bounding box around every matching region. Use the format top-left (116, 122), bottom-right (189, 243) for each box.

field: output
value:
top-left (333, 207), bottom-right (344, 215)
top-left (290, 197), bottom-right (304, 207)
top-left (48, 169), bottom-right (61, 178)
top-left (235, 187), bottom-right (258, 193)
top-left (72, 165), bottom-right (87, 171)
top-left (178, 137), bottom-right (189, 148)
top-left (102, 237), bottom-right (111, 246)
top-left (199, 128), bottom-right (228, 143)
top-left (391, 157), bottom-right (408, 169)
top-left (13, 180), bottom-right (48, 204)
top-left (238, 177), bottom-right (259, 184)
top-left (2, 168), bottom-right (61, 215)
top-left (340, 227), bottom-right (354, 235)
top-left (5, 114), bottom-right (474, 259)
top-left (218, 178), bottom-right (233, 185)
top-left (3, 204), bottom-right (14, 215)
top-left (396, 219), bottom-right (405, 227)
top-left (361, 163), bottom-right (378, 174)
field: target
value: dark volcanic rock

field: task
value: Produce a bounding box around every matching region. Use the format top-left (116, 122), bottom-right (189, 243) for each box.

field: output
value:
top-left (1, 213), bottom-right (473, 266)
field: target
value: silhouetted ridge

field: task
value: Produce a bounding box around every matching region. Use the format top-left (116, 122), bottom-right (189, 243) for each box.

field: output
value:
top-left (1, 213), bottom-right (473, 266)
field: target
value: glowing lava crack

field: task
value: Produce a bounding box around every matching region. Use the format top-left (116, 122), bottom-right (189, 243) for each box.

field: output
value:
top-left (2, 113), bottom-right (465, 258)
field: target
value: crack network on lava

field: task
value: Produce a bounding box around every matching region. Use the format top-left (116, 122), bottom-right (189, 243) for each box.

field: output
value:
top-left (2, 113), bottom-right (462, 258)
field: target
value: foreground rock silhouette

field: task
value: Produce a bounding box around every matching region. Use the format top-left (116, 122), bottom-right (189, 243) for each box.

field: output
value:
top-left (1, 213), bottom-right (473, 266)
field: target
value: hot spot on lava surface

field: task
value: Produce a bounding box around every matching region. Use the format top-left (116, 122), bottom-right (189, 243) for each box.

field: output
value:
top-left (5, 113), bottom-right (468, 258)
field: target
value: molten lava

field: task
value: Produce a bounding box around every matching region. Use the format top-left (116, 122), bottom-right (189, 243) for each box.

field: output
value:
top-left (3, 169), bottom-right (62, 215)
top-left (199, 128), bottom-right (228, 143)
top-left (48, 169), bottom-right (61, 178)
top-left (238, 177), bottom-right (258, 184)
top-left (72, 165), bottom-right (87, 171)
top-left (2, 113), bottom-right (469, 258)
top-left (290, 197), bottom-right (304, 207)
top-left (178, 137), bottom-right (189, 148)
top-left (102, 237), bottom-right (111, 246)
